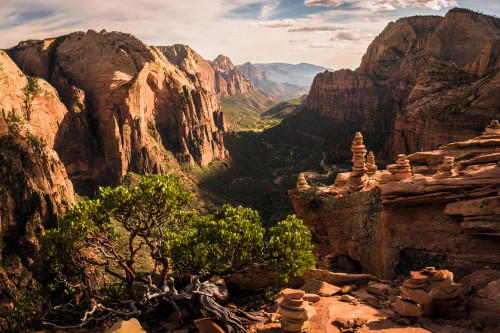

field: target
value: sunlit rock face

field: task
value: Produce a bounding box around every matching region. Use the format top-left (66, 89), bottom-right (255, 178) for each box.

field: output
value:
top-left (304, 8), bottom-right (500, 166)
top-left (0, 50), bottom-right (74, 317)
top-left (290, 125), bottom-right (500, 280)
top-left (8, 30), bottom-right (228, 188)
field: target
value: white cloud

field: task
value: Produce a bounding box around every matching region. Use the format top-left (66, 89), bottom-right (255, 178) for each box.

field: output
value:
top-left (360, 0), bottom-right (457, 11)
top-left (330, 31), bottom-right (376, 40)
top-left (305, 0), bottom-right (457, 10)
top-left (252, 19), bottom-right (297, 28)
top-left (289, 25), bottom-right (350, 32)
top-left (304, 0), bottom-right (343, 6)
top-left (261, 0), bottom-right (281, 18)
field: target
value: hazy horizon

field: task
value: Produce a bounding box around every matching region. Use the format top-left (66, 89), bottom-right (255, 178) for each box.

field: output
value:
top-left (1, 0), bottom-right (498, 70)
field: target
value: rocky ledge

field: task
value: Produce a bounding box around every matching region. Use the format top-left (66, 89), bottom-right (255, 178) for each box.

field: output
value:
top-left (289, 120), bottom-right (500, 280)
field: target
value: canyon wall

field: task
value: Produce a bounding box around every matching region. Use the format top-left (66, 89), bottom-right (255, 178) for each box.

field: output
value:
top-left (290, 125), bottom-right (500, 280)
top-left (303, 8), bottom-right (500, 165)
top-left (8, 31), bottom-right (228, 188)
top-left (0, 50), bottom-right (74, 318)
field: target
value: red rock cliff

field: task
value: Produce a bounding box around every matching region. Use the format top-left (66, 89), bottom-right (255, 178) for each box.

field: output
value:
top-left (289, 124), bottom-right (500, 280)
top-left (210, 55), bottom-right (256, 98)
top-left (0, 49), bottom-right (74, 317)
top-left (305, 8), bottom-right (500, 165)
top-left (9, 31), bottom-right (228, 187)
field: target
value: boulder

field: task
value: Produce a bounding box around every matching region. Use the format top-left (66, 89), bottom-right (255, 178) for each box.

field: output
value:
top-left (106, 318), bottom-right (147, 333)
top-left (300, 278), bottom-right (341, 297)
top-left (461, 269), bottom-right (500, 293)
top-left (194, 318), bottom-right (225, 333)
top-left (393, 298), bottom-right (423, 318)
top-left (301, 269), bottom-right (372, 286)
top-left (467, 297), bottom-right (500, 326)
top-left (478, 279), bottom-right (500, 304)
top-left (366, 283), bottom-right (391, 296)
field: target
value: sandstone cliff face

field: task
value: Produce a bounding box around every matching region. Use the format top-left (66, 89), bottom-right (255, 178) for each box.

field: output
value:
top-left (0, 50), bottom-right (74, 318)
top-left (9, 31), bottom-right (228, 187)
top-left (304, 8), bottom-right (500, 165)
top-left (157, 45), bottom-right (218, 96)
top-left (289, 126), bottom-right (500, 280)
top-left (210, 55), bottom-right (256, 98)
top-left (159, 46), bottom-right (257, 100)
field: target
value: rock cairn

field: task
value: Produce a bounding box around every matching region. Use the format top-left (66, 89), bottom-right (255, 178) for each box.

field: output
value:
top-left (483, 119), bottom-right (500, 136)
top-left (366, 151), bottom-right (378, 176)
top-left (387, 154), bottom-right (412, 181)
top-left (297, 173), bottom-right (310, 189)
top-left (278, 289), bottom-right (316, 332)
top-left (395, 267), bottom-right (464, 320)
top-left (440, 156), bottom-right (455, 178)
top-left (347, 132), bottom-right (368, 191)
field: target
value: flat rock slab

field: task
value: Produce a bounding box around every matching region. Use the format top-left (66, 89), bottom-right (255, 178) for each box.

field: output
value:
top-left (300, 278), bottom-right (341, 297)
top-left (106, 319), bottom-right (147, 333)
top-left (366, 283), bottom-right (391, 296)
top-left (302, 269), bottom-right (373, 286)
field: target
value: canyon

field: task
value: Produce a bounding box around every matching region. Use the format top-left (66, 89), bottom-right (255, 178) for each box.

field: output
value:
top-left (8, 30), bottom-right (228, 189)
top-left (288, 8), bottom-right (500, 166)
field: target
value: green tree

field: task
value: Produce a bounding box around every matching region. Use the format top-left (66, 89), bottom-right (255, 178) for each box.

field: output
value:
top-left (41, 174), bottom-right (194, 300)
top-left (37, 174), bottom-right (315, 328)
top-left (170, 205), bottom-right (265, 274)
top-left (267, 215), bottom-right (316, 282)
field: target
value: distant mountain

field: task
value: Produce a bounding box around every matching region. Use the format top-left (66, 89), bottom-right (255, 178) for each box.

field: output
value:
top-left (159, 45), bottom-right (256, 99)
top-left (253, 62), bottom-right (333, 87)
top-left (237, 62), bottom-right (307, 100)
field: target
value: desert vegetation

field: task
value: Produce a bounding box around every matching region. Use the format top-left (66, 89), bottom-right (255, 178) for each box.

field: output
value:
top-left (12, 174), bottom-right (314, 329)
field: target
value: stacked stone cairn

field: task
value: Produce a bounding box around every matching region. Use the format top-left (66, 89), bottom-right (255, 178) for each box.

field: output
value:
top-left (366, 151), bottom-right (378, 176)
top-left (347, 132), bottom-right (369, 192)
top-left (440, 156), bottom-right (455, 178)
top-left (395, 267), bottom-right (464, 320)
top-left (387, 154), bottom-right (412, 181)
top-left (482, 119), bottom-right (500, 136)
top-left (297, 173), bottom-right (310, 189)
top-left (278, 289), bottom-right (316, 332)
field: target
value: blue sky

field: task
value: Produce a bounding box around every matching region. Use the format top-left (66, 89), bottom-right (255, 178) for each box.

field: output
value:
top-left (0, 0), bottom-right (498, 69)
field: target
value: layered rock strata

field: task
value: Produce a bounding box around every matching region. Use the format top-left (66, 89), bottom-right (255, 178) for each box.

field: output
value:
top-left (0, 50), bottom-right (74, 319)
top-left (159, 45), bottom-right (257, 100)
top-left (289, 121), bottom-right (500, 279)
top-left (210, 55), bottom-right (256, 98)
top-left (8, 31), bottom-right (228, 187)
top-left (300, 8), bottom-right (500, 165)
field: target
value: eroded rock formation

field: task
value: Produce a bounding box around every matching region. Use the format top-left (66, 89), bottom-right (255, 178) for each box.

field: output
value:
top-left (289, 122), bottom-right (500, 280)
top-left (210, 55), bottom-right (256, 98)
top-left (0, 50), bottom-right (74, 319)
top-left (8, 30), bottom-right (228, 187)
top-left (302, 8), bottom-right (500, 165)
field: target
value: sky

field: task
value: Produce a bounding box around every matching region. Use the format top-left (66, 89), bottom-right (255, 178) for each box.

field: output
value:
top-left (0, 0), bottom-right (498, 69)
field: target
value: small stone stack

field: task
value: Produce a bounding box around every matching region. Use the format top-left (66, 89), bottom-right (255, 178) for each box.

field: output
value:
top-left (482, 119), bottom-right (500, 136)
top-left (387, 154), bottom-right (412, 181)
top-left (297, 173), bottom-right (310, 189)
top-left (394, 268), bottom-right (465, 320)
top-left (278, 289), bottom-right (316, 332)
top-left (366, 151), bottom-right (378, 176)
top-left (395, 270), bottom-right (431, 318)
top-left (347, 132), bottom-right (368, 191)
top-left (440, 156), bottom-right (455, 178)
top-left (428, 269), bottom-right (465, 318)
